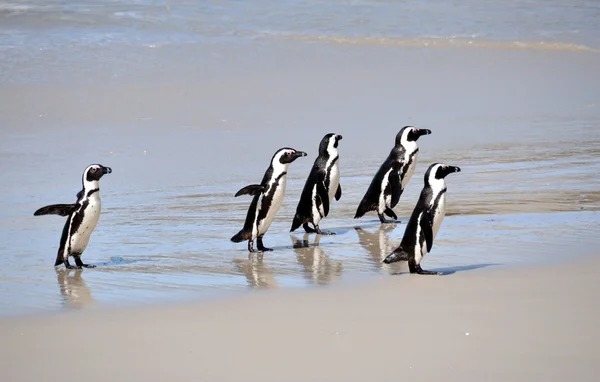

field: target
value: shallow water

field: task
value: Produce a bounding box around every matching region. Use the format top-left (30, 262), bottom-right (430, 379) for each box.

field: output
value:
top-left (1, 1), bottom-right (600, 316)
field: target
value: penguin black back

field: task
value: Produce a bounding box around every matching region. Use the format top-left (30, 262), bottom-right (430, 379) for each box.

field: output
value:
top-left (291, 133), bottom-right (342, 235)
top-left (355, 126), bottom-right (431, 223)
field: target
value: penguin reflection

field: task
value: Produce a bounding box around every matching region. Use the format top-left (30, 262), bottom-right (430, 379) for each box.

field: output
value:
top-left (55, 268), bottom-right (94, 309)
top-left (232, 255), bottom-right (278, 289)
top-left (354, 224), bottom-right (401, 270)
top-left (291, 234), bottom-right (343, 285)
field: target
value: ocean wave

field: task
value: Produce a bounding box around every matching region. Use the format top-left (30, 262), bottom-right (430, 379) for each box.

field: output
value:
top-left (261, 33), bottom-right (599, 53)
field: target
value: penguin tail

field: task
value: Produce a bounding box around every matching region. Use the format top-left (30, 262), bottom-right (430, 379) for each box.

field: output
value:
top-left (231, 229), bottom-right (251, 243)
top-left (354, 200), bottom-right (372, 219)
top-left (54, 253), bottom-right (64, 267)
top-left (383, 248), bottom-right (410, 264)
top-left (290, 215), bottom-right (303, 233)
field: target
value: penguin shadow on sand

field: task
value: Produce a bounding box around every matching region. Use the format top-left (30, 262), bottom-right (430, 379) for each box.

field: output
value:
top-left (290, 234), bottom-right (343, 286)
top-left (232, 255), bottom-right (278, 289)
top-left (354, 224), bottom-right (401, 270)
top-left (55, 268), bottom-right (95, 309)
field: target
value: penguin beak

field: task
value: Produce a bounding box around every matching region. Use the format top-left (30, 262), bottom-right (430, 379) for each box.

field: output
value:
top-left (293, 151), bottom-right (307, 159)
top-left (102, 167), bottom-right (112, 174)
top-left (418, 129), bottom-right (432, 136)
top-left (450, 166), bottom-right (461, 173)
top-left (336, 135), bottom-right (343, 141)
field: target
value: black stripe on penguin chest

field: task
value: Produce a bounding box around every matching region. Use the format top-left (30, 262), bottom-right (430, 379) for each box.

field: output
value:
top-left (256, 172), bottom-right (286, 223)
top-left (400, 148), bottom-right (418, 181)
top-left (324, 156), bottom-right (338, 188)
top-left (69, 200), bottom-right (89, 236)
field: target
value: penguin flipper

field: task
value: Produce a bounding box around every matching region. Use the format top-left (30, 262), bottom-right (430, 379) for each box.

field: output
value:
top-left (420, 212), bottom-right (434, 253)
top-left (335, 184), bottom-right (342, 201)
top-left (383, 247), bottom-right (410, 264)
top-left (389, 170), bottom-right (402, 208)
top-left (34, 204), bottom-right (77, 216)
top-left (316, 181), bottom-right (330, 217)
top-left (234, 184), bottom-right (265, 197)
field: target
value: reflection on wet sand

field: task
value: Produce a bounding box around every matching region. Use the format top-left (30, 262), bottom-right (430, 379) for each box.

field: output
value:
top-left (55, 268), bottom-right (94, 309)
top-left (354, 225), bottom-right (402, 270)
top-left (291, 234), bottom-right (343, 285)
top-left (232, 256), bottom-right (278, 289)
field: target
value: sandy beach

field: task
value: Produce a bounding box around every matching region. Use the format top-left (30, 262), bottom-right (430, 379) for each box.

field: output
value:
top-left (1, 254), bottom-right (599, 381)
top-left (1, 1), bottom-right (600, 380)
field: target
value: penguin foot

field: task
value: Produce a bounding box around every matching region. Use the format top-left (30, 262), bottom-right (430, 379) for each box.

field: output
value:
top-left (415, 269), bottom-right (441, 275)
top-left (378, 213), bottom-right (398, 224)
top-left (410, 263), bottom-right (441, 275)
top-left (247, 241), bottom-right (257, 253)
top-left (74, 255), bottom-right (94, 269)
top-left (302, 223), bottom-right (317, 234)
top-left (257, 237), bottom-right (273, 252)
top-left (316, 228), bottom-right (336, 236)
top-left (64, 258), bottom-right (80, 269)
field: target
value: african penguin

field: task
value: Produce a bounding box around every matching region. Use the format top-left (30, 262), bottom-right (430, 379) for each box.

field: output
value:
top-left (231, 147), bottom-right (307, 252)
top-left (383, 163), bottom-right (461, 275)
top-left (34, 164), bottom-right (112, 269)
top-left (290, 133), bottom-right (343, 235)
top-left (355, 126), bottom-right (431, 223)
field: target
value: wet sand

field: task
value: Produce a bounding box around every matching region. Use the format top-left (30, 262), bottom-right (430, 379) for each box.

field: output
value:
top-left (1, 253), bottom-right (599, 381)
top-left (1, 42), bottom-right (599, 315)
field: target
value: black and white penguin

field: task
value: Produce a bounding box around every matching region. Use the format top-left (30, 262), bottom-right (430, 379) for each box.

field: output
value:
top-left (290, 133), bottom-right (343, 235)
top-left (383, 163), bottom-right (461, 275)
top-left (354, 126), bottom-right (431, 223)
top-left (34, 164), bottom-right (112, 269)
top-left (231, 147), bottom-right (307, 252)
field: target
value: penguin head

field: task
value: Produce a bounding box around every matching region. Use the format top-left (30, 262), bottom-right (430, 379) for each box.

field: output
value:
top-left (83, 164), bottom-right (112, 184)
top-left (319, 133), bottom-right (343, 156)
top-left (272, 148), bottom-right (307, 166)
top-left (425, 163), bottom-right (461, 186)
top-left (396, 126), bottom-right (431, 146)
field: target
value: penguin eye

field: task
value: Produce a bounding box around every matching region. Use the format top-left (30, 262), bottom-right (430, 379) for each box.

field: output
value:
top-left (90, 168), bottom-right (96, 172)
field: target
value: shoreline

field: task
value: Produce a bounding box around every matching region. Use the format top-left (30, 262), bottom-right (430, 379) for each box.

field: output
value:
top-left (1, 253), bottom-right (599, 381)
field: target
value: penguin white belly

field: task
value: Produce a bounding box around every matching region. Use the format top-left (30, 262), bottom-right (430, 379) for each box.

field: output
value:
top-left (328, 162), bottom-right (340, 202)
top-left (379, 168), bottom-right (393, 212)
top-left (257, 179), bottom-right (286, 236)
top-left (431, 193), bottom-right (446, 240)
top-left (311, 185), bottom-right (323, 224)
top-left (401, 154), bottom-right (418, 189)
top-left (414, 212), bottom-right (425, 264)
top-left (70, 198), bottom-right (101, 254)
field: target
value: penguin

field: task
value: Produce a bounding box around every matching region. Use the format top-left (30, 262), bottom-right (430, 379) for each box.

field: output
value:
top-left (34, 164), bottom-right (112, 269)
top-left (354, 126), bottom-right (431, 223)
top-left (231, 147), bottom-right (307, 252)
top-left (290, 133), bottom-right (343, 235)
top-left (383, 163), bottom-right (461, 275)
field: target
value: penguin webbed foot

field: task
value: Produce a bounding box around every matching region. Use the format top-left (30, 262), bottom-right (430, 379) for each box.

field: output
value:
top-left (257, 237), bottom-right (273, 252)
top-left (247, 240), bottom-right (257, 253)
top-left (378, 212), bottom-right (399, 224)
top-left (302, 222), bottom-right (317, 234)
top-left (74, 255), bottom-right (95, 269)
top-left (410, 263), bottom-right (441, 275)
top-left (315, 226), bottom-right (336, 236)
